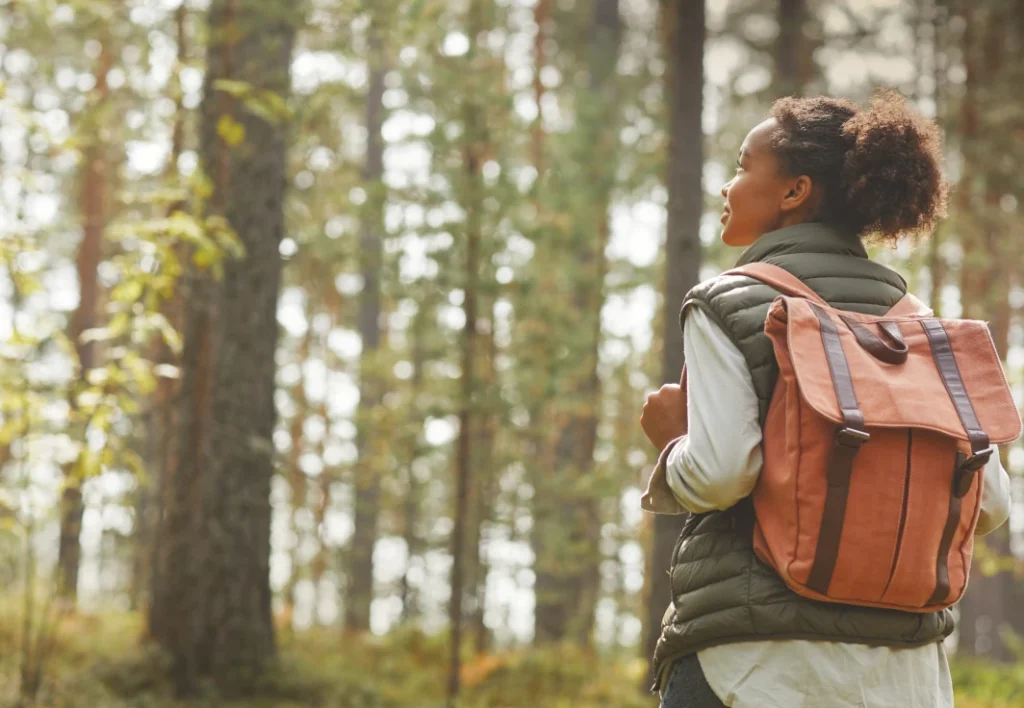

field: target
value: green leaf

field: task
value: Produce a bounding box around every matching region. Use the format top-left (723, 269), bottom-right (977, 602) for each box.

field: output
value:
top-left (214, 79), bottom-right (253, 98)
top-left (108, 311), bottom-right (131, 338)
top-left (194, 248), bottom-right (216, 269)
top-left (217, 115), bottom-right (246, 147)
top-left (73, 449), bottom-right (102, 482)
top-left (111, 279), bottom-right (144, 304)
top-left (167, 212), bottom-right (206, 244)
top-left (153, 313), bottom-right (183, 356)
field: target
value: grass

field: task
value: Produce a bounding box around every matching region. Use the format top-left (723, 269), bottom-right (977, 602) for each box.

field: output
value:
top-left (0, 609), bottom-right (1017, 707)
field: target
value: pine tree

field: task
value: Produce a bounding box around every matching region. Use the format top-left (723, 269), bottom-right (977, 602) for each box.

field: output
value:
top-left (152, 0), bottom-right (298, 694)
top-left (643, 0), bottom-right (705, 669)
top-left (345, 7), bottom-right (389, 635)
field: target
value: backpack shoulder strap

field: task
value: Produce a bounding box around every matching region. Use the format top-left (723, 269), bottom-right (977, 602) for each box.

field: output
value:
top-left (725, 263), bottom-right (933, 318)
top-left (722, 262), bottom-right (830, 308)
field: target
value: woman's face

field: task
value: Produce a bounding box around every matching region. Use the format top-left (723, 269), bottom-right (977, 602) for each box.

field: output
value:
top-left (720, 118), bottom-right (809, 247)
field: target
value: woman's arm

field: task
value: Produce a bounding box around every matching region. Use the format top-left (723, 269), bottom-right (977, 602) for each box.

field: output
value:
top-left (661, 307), bottom-right (763, 513)
top-left (639, 306), bottom-right (761, 514)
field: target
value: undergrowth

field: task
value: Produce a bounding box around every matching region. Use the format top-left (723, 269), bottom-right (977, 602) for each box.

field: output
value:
top-left (0, 609), bottom-right (1017, 707)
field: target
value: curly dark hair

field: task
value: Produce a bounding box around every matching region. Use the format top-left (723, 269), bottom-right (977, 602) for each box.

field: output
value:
top-left (768, 90), bottom-right (948, 245)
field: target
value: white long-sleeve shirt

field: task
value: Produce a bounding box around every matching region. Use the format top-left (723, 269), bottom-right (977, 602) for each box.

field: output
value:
top-left (642, 306), bottom-right (1013, 708)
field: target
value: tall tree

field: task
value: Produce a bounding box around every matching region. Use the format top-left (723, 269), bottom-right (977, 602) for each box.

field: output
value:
top-left (284, 314), bottom-right (313, 623)
top-left (151, 0), bottom-right (298, 694)
top-left (197, 0), bottom-right (296, 688)
top-left (345, 14), bottom-right (388, 633)
top-left (533, 0), bottom-right (623, 647)
top-left (642, 0), bottom-right (705, 669)
top-left (399, 300), bottom-right (429, 625)
top-left (59, 29), bottom-right (114, 604)
top-left (950, 0), bottom-right (1020, 663)
top-left (772, 0), bottom-right (814, 97)
top-left (143, 0), bottom-right (190, 621)
top-left (449, 1), bottom-right (487, 697)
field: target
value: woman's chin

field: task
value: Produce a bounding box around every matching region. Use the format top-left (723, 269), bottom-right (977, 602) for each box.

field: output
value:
top-left (721, 225), bottom-right (756, 248)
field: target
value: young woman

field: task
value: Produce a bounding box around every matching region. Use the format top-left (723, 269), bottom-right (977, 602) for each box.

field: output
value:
top-left (640, 91), bottom-right (1012, 708)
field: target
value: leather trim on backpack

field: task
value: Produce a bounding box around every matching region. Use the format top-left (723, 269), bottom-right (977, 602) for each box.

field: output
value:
top-left (930, 451), bottom-right (967, 605)
top-left (806, 302), bottom-right (869, 595)
top-left (920, 318), bottom-right (991, 456)
top-left (921, 318), bottom-right (994, 605)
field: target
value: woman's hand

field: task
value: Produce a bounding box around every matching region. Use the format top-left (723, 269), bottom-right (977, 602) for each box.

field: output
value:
top-left (641, 383), bottom-right (687, 451)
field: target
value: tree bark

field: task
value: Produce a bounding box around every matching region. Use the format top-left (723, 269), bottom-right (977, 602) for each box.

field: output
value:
top-left (58, 35), bottom-right (114, 605)
top-left (198, 0), bottom-right (295, 688)
top-left (344, 28), bottom-right (387, 635)
top-left (951, 2), bottom-right (1016, 663)
top-left (153, 268), bottom-right (216, 695)
top-left (642, 0), bottom-right (705, 671)
top-left (284, 320), bottom-right (313, 627)
top-left (152, 0), bottom-right (297, 695)
top-left (772, 0), bottom-right (815, 98)
top-left (399, 305), bottom-right (427, 624)
top-left (533, 0), bottom-right (622, 648)
top-left (143, 0), bottom-right (189, 622)
top-left (471, 312), bottom-right (498, 654)
top-left (448, 79), bottom-right (483, 708)
top-left (531, 0), bottom-right (551, 172)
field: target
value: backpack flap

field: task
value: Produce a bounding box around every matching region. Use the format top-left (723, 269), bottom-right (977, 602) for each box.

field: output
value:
top-left (765, 296), bottom-right (1022, 446)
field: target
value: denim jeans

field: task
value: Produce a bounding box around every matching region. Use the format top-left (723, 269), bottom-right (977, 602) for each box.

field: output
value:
top-left (659, 654), bottom-right (728, 708)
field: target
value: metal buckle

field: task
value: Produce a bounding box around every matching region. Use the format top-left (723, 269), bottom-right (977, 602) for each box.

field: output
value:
top-left (836, 427), bottom-right (870, 447)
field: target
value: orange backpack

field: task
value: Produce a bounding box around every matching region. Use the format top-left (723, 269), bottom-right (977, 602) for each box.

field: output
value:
top-left (722, 263), bottom-right (1021, 612)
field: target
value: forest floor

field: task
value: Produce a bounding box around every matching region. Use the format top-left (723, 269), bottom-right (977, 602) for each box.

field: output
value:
top-left (0, 610), bottom-right (1019, 707)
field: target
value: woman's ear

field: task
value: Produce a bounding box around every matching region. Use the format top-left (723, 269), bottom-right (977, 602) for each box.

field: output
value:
top-left (780, 175), bottom-right (814, 213)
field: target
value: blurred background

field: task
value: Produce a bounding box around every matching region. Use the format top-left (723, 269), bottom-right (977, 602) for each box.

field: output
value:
top-left (0, 0), bottom-right (1022, 705)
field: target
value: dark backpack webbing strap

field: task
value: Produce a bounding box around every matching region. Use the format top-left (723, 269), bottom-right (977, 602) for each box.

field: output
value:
top-left (921, 318), bottom-right (992, 605)
top-left (806, 303), bottom-right (869, 595)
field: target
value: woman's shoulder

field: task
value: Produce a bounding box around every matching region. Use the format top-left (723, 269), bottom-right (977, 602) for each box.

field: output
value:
top-left (683, 267), bottom-right (786, 317)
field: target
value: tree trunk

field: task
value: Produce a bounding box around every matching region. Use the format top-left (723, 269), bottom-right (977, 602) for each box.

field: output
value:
top-left (344, 29), bottom-right (387, 635)
top-left (533, 0), bottom-right (622, 648)
top-left (152, 0), bottom-right (297, 695)
top-left (772, 0), bottom-right (815, 98)
top-left (198, 0), bottom-right (295, 688)
top-left (922, 0), bottom-right (948, 315)
top-left (312, 395), bottom-right (331, 623)
top-left (152, 269), bottom-right (216, 695)
top-left (449, 4), bottom-right (488, 697)
top-left (448, 109), bottom-right (482, 706)
top-left (284, 322), bottom-right (313, 628)
top-left (952, 2), bottom-right (1016, 663)
top-left (59, 36), bottom-right (114, 605)
top-left (143, 0), bottom-right (189, 621)
top-left (471, 313), bottom-right (498, 654)
top-left (531, 0), bottom-right (551, 172)
top-left (643, 0), bottom-right (705, 670)
top-left (400, 304), bottom-right (427, 625)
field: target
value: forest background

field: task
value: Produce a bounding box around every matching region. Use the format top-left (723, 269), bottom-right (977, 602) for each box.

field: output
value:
top-left (1, 0), bottom-right (1023, 706)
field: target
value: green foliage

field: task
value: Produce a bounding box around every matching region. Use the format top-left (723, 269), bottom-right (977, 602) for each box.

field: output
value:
top-left (950, 658), bottom-right (1024, 707)
top-left (0, 611), bottom-right (1018, 707)
top-left (0, 612), bottom-right (656, 707)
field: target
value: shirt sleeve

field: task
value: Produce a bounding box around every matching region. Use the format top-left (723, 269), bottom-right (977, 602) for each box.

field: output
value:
top-left (662, 307), bottom-right (764, 514)
top-left (975, 448), bottom-right (1012, 536)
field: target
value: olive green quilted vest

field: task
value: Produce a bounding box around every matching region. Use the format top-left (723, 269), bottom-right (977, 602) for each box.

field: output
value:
top-left (651, 223), bottom-right (955, 690)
